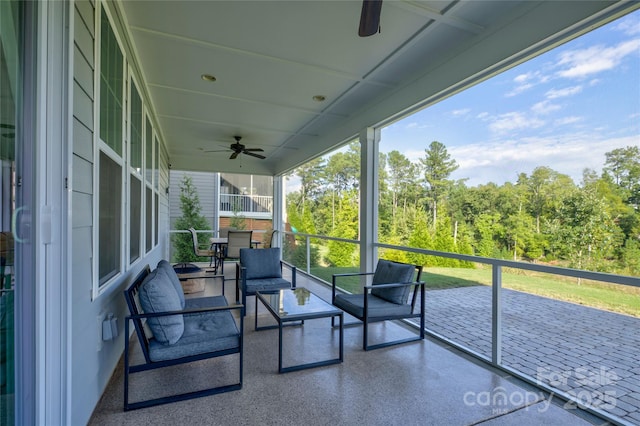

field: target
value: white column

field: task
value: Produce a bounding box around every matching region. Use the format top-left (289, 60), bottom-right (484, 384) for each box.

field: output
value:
top-left (213, 173), bottom-right (220, 235)
top-left (34, 0), bottom-right (71, 424)
top-left (359, 127), bottom-right (380, 276)
top-left (273, 175), bottom-right (283, 248)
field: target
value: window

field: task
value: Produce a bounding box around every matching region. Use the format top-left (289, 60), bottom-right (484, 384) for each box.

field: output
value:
top-left (145, 116), bottom-right (154, 251)
top-left (130, 81), bottom-right (142, 170)
top-left (129, 79), bottom-right (143, 263)
top-left (99, 8), bottom-right (123, 155)
top-left (146, 187), bottom-right (152, 252)
top-left (129, 177), bottom-right (141, 263)
top-left (98, 152), bottom-right (122, 285)
top-left (97, 7), bottom-right (125, 289)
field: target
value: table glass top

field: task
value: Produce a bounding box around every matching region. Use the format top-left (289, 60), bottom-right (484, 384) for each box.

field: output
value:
top-left (258, 288), bottom-right (340, 319)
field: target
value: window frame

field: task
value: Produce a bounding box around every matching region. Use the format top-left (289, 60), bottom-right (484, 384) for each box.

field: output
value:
top-left (93, 3), bottom-right (127, 298)
top-left (128, 71), bottom-right (144, 266)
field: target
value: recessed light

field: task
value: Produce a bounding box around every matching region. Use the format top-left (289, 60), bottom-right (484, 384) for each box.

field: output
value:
top-left (312, 95), bottom-right (326, 102)
top-left (201, 74), bottom-right (217, 82)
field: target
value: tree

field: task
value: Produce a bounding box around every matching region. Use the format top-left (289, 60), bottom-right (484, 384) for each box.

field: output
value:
top-left (420, 141), bottom-right (458, 228)
top-left (549, 187), bottom-right (619, 274)
top-left (387, 150), bottom-right (419, 222)
top-left (326, 190), bottom-right (359, 267)
top-left (520, 166), bottom-right (573, 233)
top-left (172, 176), bottom-right (211, 263)
top-left (604, 146), bottom-right (640, 207)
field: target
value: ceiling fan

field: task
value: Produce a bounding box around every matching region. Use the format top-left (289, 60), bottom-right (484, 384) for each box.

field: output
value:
top-left (359, 0), bottom-right (383, 37)
top-left (205, 136), bottom-right (266, 160)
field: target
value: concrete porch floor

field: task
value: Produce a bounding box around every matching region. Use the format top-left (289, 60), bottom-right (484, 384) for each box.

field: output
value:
top-left (89, 264), bottom-right (608, 425)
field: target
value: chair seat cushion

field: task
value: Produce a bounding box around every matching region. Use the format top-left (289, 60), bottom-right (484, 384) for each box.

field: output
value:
top-left (138, 268), bottom-right (184, 345)
top-left (370, 260), bottom-right (415, 304)
top-left (148, 296), bottom-right (240, 362)
top-left (333, 293), bottom-right (412, 320)
top-left (245, 277), bottom-right (291, 295)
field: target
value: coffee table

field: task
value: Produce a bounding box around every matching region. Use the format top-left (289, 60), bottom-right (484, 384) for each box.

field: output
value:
top-left (255, 288), bottom-right (343, 373)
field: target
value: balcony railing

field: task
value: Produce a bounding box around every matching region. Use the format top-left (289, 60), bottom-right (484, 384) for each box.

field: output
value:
top-left (220, 194), bottom-right (272, 215)
top-left (281, 231), bottom-right (640, 426)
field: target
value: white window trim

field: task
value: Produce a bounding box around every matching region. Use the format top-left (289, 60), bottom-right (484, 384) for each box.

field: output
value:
top-left (127, 70), bottom-right (144, 267)
top-left (92, 2), bottom-right (127, 299)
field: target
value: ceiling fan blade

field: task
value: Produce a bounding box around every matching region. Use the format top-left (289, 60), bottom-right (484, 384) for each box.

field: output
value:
top-left (358, 0), bottom-right (382, 37)
top-left (244, 148), bottom-right (264, 152)
top-left (203, 149), bottom-right (230, 153)
top-left (243, 151), bottom-right (266, 159)
top-left (230, 151), bottom-right (239, 160)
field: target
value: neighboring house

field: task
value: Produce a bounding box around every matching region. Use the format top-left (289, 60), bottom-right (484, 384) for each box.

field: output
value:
top-left (169, 170), bottom-right (273, 231)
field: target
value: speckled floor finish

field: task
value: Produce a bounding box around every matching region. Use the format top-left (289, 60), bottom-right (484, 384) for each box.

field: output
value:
top-left (89, 270), bottom-right (608, 426)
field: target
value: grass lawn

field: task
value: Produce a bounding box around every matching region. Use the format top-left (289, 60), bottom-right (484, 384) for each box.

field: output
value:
top-left (310, 265), bottom-right (640, 318)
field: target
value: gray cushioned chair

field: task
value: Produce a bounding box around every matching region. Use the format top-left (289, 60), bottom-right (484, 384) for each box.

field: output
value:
top-left (236, 247), bottom-right (296, 316)
top-left (331, 259), bottom-right (425, 350)
top-left (124, 263), bottom-right (243, 410)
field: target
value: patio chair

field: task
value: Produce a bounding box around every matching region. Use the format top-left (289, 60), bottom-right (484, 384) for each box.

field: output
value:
top-left (123, 263), bottom-right (243, 410)
top-left (262, 229), bottom-right (276, 248)
top-left (331, 259), bottom-right (425, 351)
top-left (218, 227), bottom-right (236, 238)
top-left (219, 230), bottom-right (252, 274)
top-left (188, 227), bottom-right (216, 266)
top-left (236, 247), bottom-right (296, 316)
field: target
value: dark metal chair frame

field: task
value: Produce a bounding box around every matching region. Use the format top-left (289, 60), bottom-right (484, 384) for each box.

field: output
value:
top-left (331, 261), bottom-right (425, 351)
top-left (123, 265), bottom-right (244, 411)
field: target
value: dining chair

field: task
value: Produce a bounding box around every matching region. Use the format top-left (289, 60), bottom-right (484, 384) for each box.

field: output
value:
top-left (188, 227), bottom-right (216, 266)
top-left (219, 230), bottom-right (252, 274)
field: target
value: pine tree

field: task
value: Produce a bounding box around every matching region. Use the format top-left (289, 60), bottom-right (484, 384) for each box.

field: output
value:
top-left (172, 176), bottom-right (211, 263)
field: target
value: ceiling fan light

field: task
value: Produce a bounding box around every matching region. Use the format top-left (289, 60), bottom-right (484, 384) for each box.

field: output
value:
top-left (201, 74), bottom-right (217, 82)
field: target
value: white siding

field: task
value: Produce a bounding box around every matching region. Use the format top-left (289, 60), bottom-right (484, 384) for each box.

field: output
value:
top-left (69, 1), bottom-right (170, 423)
top-left (169, 170), bottom-right (217, 229)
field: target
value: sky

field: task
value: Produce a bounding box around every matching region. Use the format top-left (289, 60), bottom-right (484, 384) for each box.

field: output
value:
top-left (380, 9), bottom-right (640, 187)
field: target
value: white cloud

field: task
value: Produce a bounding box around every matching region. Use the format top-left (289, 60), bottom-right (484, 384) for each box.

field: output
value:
top-left (476, 112), bottom-right (490, 120)
top-left (545, 85), bottom-right (583, 99)
top-left (514, 72), bottom-right (535, 83)
top-left (614, 15), bottom-right (640, 36)
top-left (556, 39), bottom-right (640, 78)
top-left (506, 70), bottom-right (553, 97)
top-left (489, 112), bottom-right (545, 133)
top-left (554, 116), bottom-right (583, 126)
top-left (448, 134), bottom-right (639, 186)
top-left (531, 100), bottom-right (562, 115)
top-left (451, 108), bottom-right (471, 117)
top-left (405, 121), bottom-right (430, 130)
top-left (505, 83), bottom-right (533, 97)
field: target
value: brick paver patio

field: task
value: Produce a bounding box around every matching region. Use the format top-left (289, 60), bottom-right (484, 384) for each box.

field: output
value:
top-left (415, 286), bottom-right (640, 425)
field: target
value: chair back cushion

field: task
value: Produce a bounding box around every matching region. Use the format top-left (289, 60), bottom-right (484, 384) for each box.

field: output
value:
top-left (157, 260), bottom-right (186, 309)
top-left (139, 267), bottom-right (184, 345)
top-left (240, 248), bottom-right (282, 280)
top-left (226, 230), bottom-right (253, 258)
top-left (370, 259), bottom-right (415, 305)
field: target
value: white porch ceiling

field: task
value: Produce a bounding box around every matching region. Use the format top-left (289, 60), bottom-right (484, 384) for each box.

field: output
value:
top-left (115, 0), bottom-right (638, 176)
